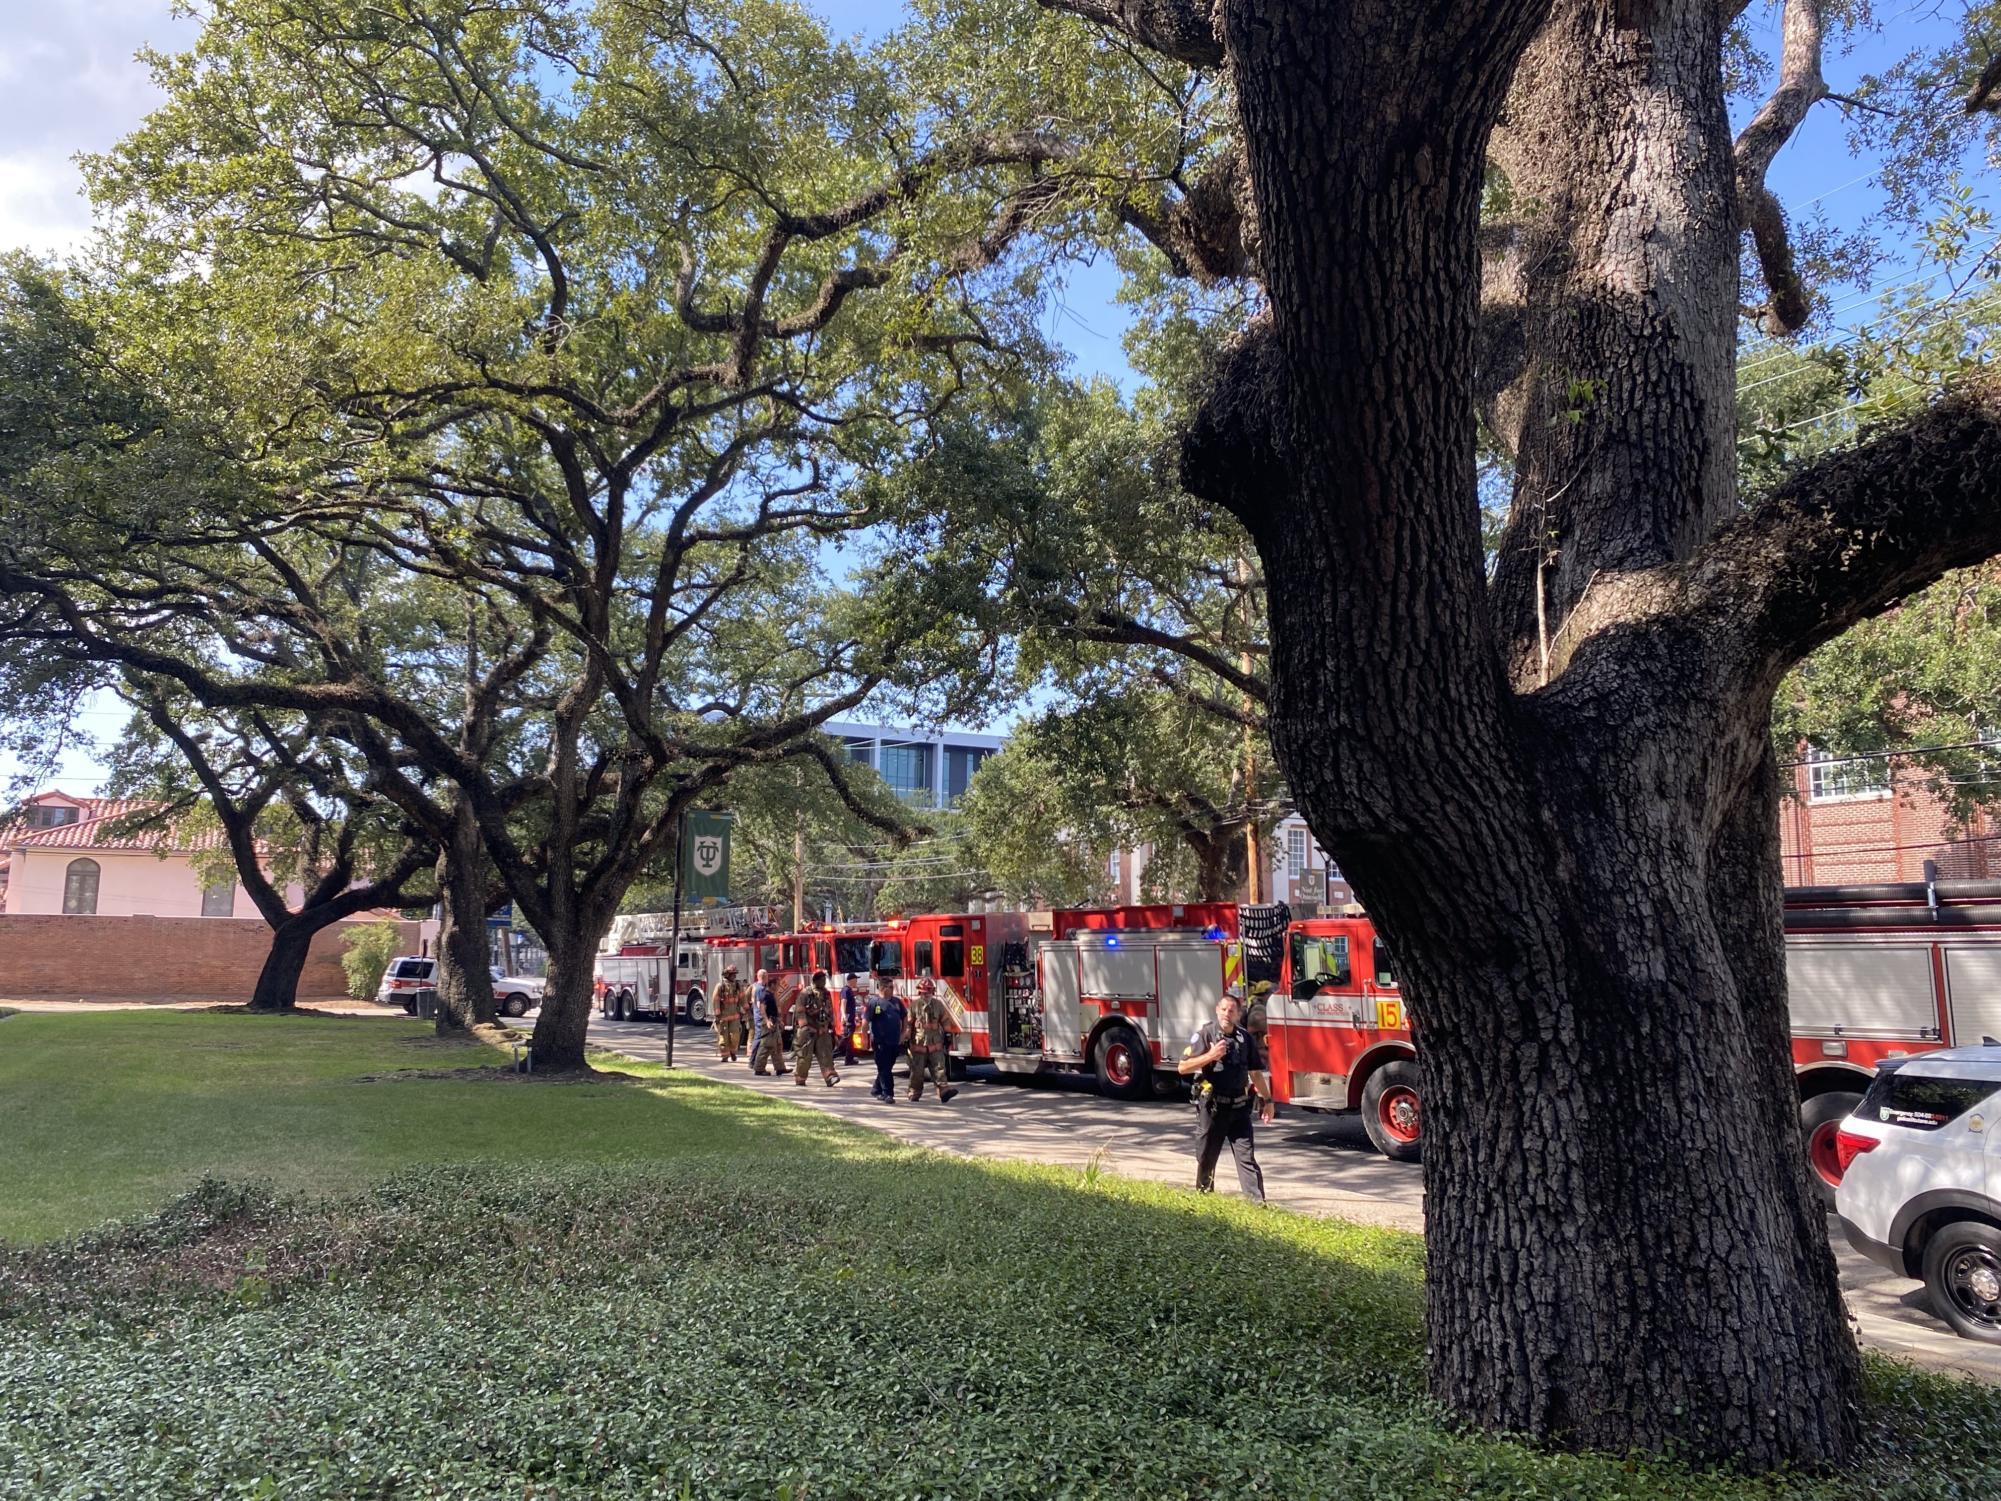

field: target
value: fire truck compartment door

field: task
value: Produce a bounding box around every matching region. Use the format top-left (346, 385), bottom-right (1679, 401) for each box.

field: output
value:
top-left (1042, 947), bottom-right (1083, 1057)
top-left (1078, 941), bottom-right (1157, 998)
top-left (1945, 946), bottom-right (2001, 1046)
top-left (1155, 943), bottom-right (1226, 1055)
top-left (1785, 943), bottom-right (1938, 1037)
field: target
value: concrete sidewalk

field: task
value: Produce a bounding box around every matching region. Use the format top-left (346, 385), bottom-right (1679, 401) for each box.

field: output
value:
top-left (552, 1011), bottom-right (2001, 1384)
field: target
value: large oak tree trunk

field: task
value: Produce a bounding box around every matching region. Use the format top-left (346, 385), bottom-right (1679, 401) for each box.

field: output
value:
top-left (526, 903), bottom-right (614, 1070)
top-left (246, 915), bottom-right (323, 1013)
top-left (1183, 0), bottom-right (1861, 1467)
top-left (433, 799), bottom-right (496, 1032)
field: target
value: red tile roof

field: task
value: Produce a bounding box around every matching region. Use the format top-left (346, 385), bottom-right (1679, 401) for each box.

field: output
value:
top-left (0, 794), bottom-right (228, 855)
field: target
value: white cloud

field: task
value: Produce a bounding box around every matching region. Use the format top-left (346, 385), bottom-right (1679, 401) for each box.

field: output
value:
top-left (0, 1), bottom-right (198, 255)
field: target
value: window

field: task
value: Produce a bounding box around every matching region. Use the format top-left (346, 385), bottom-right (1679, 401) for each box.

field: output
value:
top-left (782, 941), bottom-right (804, 969)
top-left (869, 938), bottom-right (901, 975)
top-left (1287, 829), bottom-right (1307, 877)
top-left (1108, 849), bottom-right (1122, 884)
top-left (879, 742), bottom-right (933, 802)
top-left (25, 803), bottom-right (80, 829)
top-left (815, 940), bottom-right (832, 972)
top-left (1372, 940), bottom-right (1399, 989)
top-left (62, 858), bottom-right (100, 915)
top-left (758, 943), bottom-right (781, 973)
top-left (945, 746), bottom-right (990, 804)
top-left (1290, 933), bottom-right (1350, 995)
top-left (835, 937), bottom-right (874, 975)
top-left (1858, 1066), bottom-right (1999, 1131)
top-left (939, 925), bottom-right (965, 978)
top-left (201, 879), bottom-right (235, 917)
top-left (913, 939), bottom-right (934, 977)
top-left (843, 737), bottom-right (875, 765)
top-left (1807, 747), bottom-right (1890, 802)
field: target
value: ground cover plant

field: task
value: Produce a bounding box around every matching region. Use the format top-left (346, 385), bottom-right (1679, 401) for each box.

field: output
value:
top-left (1, 1011), bottom-right (1998, 1499)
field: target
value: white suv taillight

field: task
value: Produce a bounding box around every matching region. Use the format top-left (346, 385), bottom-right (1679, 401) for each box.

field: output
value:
top-left (1833, 1129), bottom-right (1879, 1175)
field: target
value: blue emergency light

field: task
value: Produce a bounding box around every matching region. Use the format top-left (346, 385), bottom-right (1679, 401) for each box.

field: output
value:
top-left (1203, 926), bottom-right (1225, 941)
top-left (1103, 935), bottom-right (1121, 948)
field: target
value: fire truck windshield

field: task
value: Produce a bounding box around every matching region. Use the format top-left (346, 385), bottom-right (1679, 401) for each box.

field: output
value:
top-left (834, 937), bottom-right (873, 976)
top-left (1291, 933), bottom-right (1352, 995)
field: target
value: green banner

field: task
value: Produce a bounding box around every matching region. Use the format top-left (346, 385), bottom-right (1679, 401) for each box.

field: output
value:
top-left (681, 810), bottom-right (732, 905)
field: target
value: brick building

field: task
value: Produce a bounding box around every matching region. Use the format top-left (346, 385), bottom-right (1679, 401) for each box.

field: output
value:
top-left (1777, 749), bottom-right (1995, 885)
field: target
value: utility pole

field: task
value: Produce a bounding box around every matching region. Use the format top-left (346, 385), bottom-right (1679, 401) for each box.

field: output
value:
top-left (792, 807), bottom-right (807, 932)
top-left (1238, 552), bottom-right (1265, 903)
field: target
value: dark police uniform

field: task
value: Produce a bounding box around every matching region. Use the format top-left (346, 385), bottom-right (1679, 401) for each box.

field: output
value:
top-left (866, 991), bottom-right (907, 1101)
top-left (1184, 1019), bottom-right (1268, 1202)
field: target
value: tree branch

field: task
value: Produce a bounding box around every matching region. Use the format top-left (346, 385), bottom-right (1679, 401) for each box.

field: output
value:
top-left (1035, 0), bottom-right (1224, 67)
top-left (1551, 380), bottom-right (2001, 702)
top-left (1969, 51), bottom-right (2001, 113)
top-left (1733, 0), bottom-right (1828, 336)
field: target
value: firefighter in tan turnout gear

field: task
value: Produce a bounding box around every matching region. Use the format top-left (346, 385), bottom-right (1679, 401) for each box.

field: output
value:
top-left (903, 977), bottom-right (959, 1104)
top-left (792, 970), bottom-right (841, 1088)
top-left (712, 967), bottom-right (747, 1062)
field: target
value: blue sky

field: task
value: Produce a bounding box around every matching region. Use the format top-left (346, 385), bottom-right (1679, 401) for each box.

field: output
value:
top-left (0, 0), bottom-right (1980, 794)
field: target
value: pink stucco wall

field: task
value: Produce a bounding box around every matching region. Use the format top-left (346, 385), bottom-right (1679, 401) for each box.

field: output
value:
top-left (8, 847), bottom-right (267, 918)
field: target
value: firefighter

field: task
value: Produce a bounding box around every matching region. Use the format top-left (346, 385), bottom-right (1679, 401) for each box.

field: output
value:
top-left (750, 968), bottom-right (786, 1077)
top-left (867, 975), bottom-right (906, 1102)
top-left (712, 966), bottom-right (747, 1061)
top-left (904, 977), bottom-right (959, 1105)
top-left (1177, 987), bottom-right (1274, 1203)
top-left (793, 970), bottom-right (841, 1087)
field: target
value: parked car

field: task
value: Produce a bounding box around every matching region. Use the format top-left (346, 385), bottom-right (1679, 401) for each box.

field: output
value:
top-left (1834, 1043), bottom-right (2001, 1343)
top-left (374, 957), bottom-right (545, 1018)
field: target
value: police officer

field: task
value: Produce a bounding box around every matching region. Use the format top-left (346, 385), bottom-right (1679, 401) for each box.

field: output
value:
top-left (793, 970), bottom-right (841, 1087)
top-left (1177, 988), bottom-right (1274, 1202)
top-left (837, 972), bottom-right (862, 1064)
top-left (712, 965), bottom-right (748, 1061)
top-left (865, 975), bottom-right (906, 1102)
top-left (750, 968), bottom-right (787, 1077)
top-left (904, 977), bottom-right (959, 1105)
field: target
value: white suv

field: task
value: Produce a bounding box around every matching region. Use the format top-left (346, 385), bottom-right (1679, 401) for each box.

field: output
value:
top-left (375, 957), bottom-right (545, 1018)
top-left (1834, 1044), bottom-right (2001, 1343)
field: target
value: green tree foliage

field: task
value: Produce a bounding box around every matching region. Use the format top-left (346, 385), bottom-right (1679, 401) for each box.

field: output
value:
top-left (340, 922), bottom-right (404, 1002)
top-left (2, 0), bottom-right (1085, 1066)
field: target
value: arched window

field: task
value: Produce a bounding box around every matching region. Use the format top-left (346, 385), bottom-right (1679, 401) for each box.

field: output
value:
top-left (62, 858), bottom-right (100, 916)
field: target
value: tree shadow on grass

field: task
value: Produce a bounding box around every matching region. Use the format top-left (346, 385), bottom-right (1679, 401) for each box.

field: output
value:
top-left (3, 1040), bottom-right (1999, 1500)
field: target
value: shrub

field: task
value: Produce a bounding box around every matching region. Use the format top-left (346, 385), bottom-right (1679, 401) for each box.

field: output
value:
top-left (340, 922), bottom-right (403, 1002)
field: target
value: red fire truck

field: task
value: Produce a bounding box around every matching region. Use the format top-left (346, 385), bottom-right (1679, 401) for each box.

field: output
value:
top-left (1782, 879), bottom-right (2001, 1193)
top-left (1005, 884), bottom-right (2001, 1190)
top-left (993, 902), bottom-right (1280, 1100)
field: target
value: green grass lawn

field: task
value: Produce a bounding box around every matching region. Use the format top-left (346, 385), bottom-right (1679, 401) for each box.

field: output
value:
top-left (1, 1010), bottom-right (1998, 1500)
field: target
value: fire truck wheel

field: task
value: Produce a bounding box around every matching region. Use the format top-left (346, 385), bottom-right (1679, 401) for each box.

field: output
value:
top-left (685, 989), bottom-right (709, 1025)
top-left (1360, 1061), bottom-right (1424, 1162)
top-left (611, 990), bottom-right (627, 1022)
top-left (1094, 1026), bottom-right (1153, 1102)
top-left (1799, 1090), bottom-right (1864, 1203)
top-left (501, 994), bottom-right (529, 1019)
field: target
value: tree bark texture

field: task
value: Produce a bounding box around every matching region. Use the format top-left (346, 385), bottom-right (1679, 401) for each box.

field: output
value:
top-left (246, 914), bottom-right (325, 1013)
top-left (433, 798), bottom-right (496, 1032)
top-left (527, 923), bottom-right (606, 1071)
top-left (1136, 0), bottom-right (2001, 1468)
top-left (1487, 0), bottom-right (1742, 688)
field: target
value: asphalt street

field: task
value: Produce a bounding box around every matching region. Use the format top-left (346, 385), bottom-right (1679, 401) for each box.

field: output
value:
top-left (512, 1007), bottom-right (2001, 1383)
